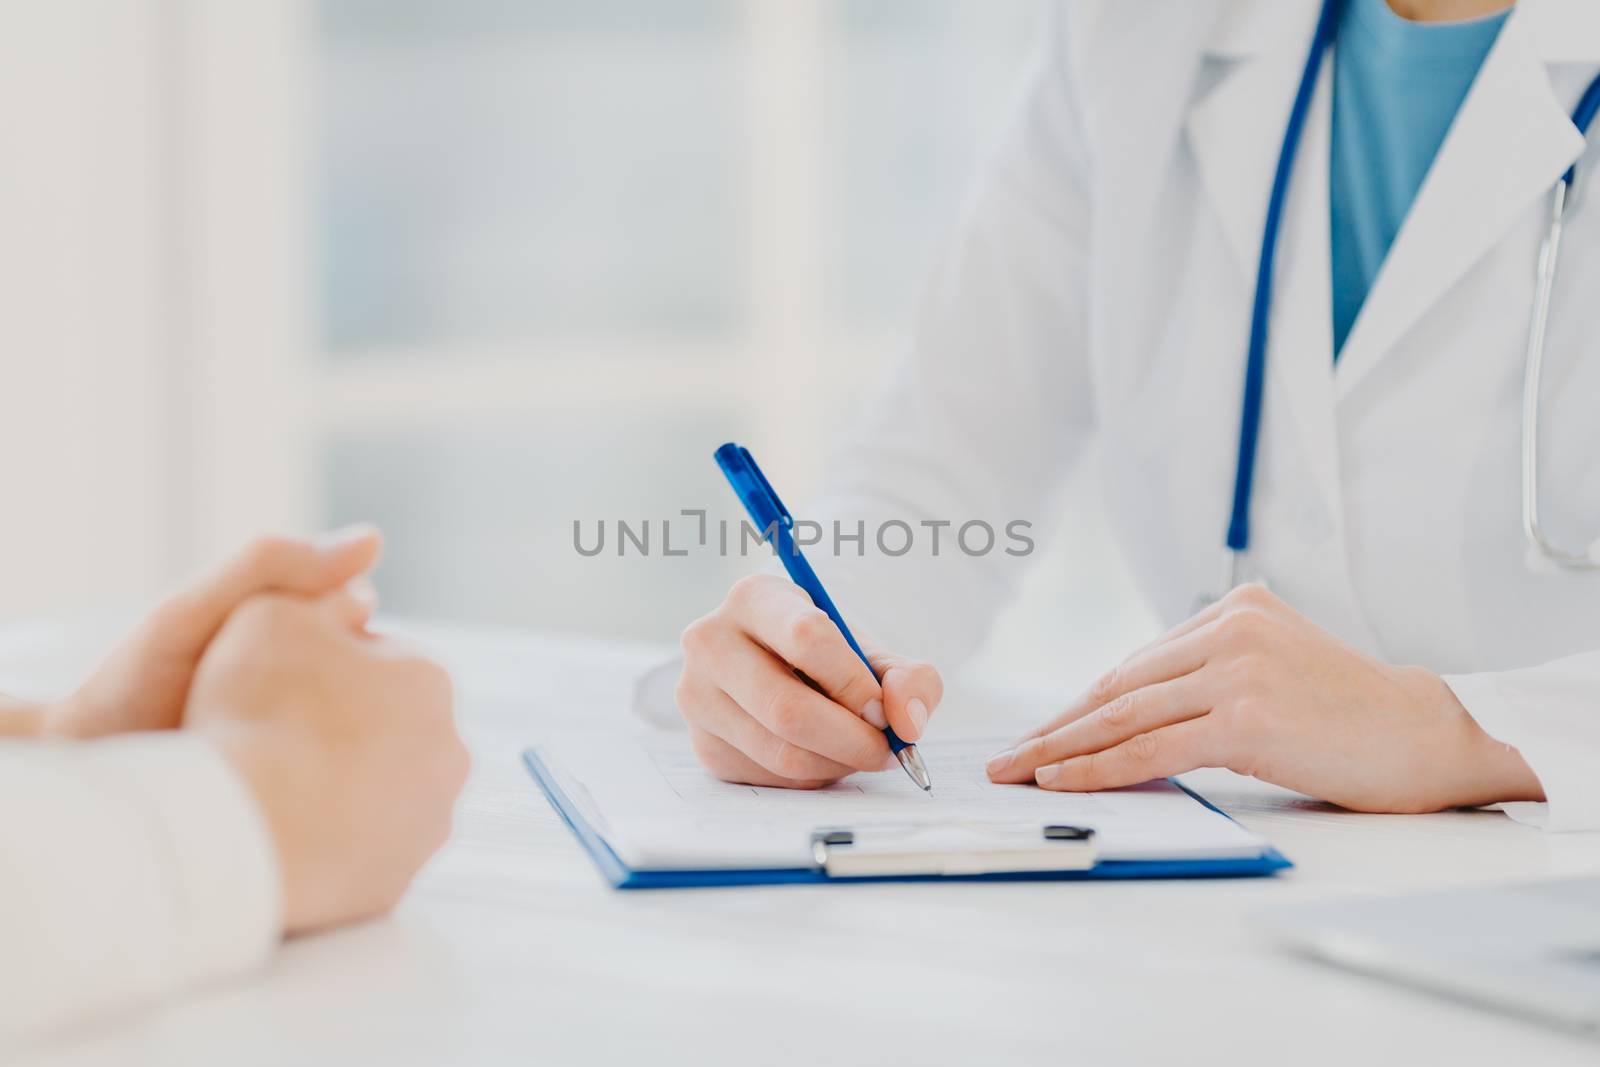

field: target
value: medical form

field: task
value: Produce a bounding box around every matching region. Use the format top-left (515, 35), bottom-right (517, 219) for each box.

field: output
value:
top-left (534, 731), bottom-right (1271, 872)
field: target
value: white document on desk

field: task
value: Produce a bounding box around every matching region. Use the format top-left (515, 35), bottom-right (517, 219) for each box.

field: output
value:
top-left (537, 731), bottom-right (1268, 870)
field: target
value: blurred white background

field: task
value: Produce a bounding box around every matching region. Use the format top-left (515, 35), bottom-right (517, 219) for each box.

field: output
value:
top-left (0, 0), bottom-right (1155, 691)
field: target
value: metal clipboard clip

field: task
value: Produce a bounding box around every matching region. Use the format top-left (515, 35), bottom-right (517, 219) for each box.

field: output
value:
top-left (810, 822), bottom-right (1098, 879)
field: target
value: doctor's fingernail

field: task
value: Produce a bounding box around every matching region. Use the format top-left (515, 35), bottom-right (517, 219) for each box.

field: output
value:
top-left (907, 698), bottom-right (930, 737)
top-left (862, 698), bottom-right (887, 729)
top-left (315, 523), bottom-right (378, 551)
top-left (1035, 763), bottom-right (1064, 786)
top-left (986, 749), bottom-right (1015, 776)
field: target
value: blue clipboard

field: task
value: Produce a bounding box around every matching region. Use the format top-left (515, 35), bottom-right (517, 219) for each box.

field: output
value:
top-left (523, 750), bottom-right (1292, 890)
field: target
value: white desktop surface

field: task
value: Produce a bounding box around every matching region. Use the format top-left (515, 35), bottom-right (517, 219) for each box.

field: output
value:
top-left (5, 620), bottom-right (1600, 1066)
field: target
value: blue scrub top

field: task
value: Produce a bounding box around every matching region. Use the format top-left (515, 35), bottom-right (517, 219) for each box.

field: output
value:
top-left (1330, 0), bottom-right (1510, 356)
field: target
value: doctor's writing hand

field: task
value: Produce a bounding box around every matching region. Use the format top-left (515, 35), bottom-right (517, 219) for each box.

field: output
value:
top-left (987, 584), bottom-right (1545, 814)
top-left (676, 574), bottom-right (943, 788)
top-left (42, 527), bottom-right (383, 740)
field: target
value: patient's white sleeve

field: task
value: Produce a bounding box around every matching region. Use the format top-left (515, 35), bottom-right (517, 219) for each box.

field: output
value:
top-left (1445, 650), bottom-right (1600, 832)
top-left (0, 733), bottom-right (281, 1046)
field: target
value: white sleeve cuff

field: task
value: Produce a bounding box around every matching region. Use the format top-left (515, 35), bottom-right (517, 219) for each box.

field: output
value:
top-left (0, 733), bottom-right (281, 1044)
top-left (1444, 667), bottom-right (1600, 832)
top-left (79, 733), bottom-right (283, 985)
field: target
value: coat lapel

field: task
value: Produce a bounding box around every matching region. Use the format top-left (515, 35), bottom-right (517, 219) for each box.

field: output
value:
top-left (1519, 0), bottom-right (1600, 61)
top-left (1333, 5), bottom-right (1587, 398)
top-left (1090, 1), bottom-right (1223, 245)
top-left (1186, 0), bottom-right (1343, 518)
top-left (1180, 0), bottom-right (1600, 514)
top-left (1185, 2), bottom-right (1322, 280)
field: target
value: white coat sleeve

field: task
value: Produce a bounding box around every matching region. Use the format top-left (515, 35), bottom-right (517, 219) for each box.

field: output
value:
top-left (802, 8), bottom-right (1098, 668)
top-left (0, 733), bottom-right (281, 1046)
top-left (1444, 655), bottom-right (1600, 832)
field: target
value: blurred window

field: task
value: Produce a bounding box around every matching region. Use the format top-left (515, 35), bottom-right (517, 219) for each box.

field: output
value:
top-left (309, 0), bottom-right (1156, 681)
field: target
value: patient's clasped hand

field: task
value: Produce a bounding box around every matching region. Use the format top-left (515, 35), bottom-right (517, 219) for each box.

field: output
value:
top-left (0, 527), bottom-right (468, 1043)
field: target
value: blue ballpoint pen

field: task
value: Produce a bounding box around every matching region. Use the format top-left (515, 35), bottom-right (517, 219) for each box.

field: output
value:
top-left (714, 442), bottom-right (932, 792)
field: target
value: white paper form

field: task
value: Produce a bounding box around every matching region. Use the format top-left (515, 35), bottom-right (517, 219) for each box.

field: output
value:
top-left (538, 731), bottom-right (1268, 870)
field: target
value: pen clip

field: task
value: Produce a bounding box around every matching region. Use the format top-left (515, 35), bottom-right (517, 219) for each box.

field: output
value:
top-left (715, 442), bottom-right (794, 533)
top-left (737, 446), bottom-right (793, 526)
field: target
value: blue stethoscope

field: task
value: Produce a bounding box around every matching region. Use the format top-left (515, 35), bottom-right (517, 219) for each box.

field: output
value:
top-left (1212, 0), bottom-right (1600, 606)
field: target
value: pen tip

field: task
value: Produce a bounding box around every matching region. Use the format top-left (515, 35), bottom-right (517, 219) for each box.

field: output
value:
top-left (895, 745), bottom-right (933, 792)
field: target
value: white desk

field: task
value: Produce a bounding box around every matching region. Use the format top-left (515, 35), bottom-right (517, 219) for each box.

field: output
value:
top-left (7, 621), bottom-right (1600, 1067)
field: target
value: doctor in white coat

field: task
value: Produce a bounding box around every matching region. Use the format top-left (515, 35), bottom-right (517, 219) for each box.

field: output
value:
top-left (674, 0), bottom-right (1600, 830)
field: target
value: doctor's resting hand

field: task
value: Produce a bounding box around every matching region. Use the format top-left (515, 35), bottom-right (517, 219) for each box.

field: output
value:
top-left (676, 574), bottom-right (942, 788)
top-left (986, 583), bottom-right (1544, 813)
